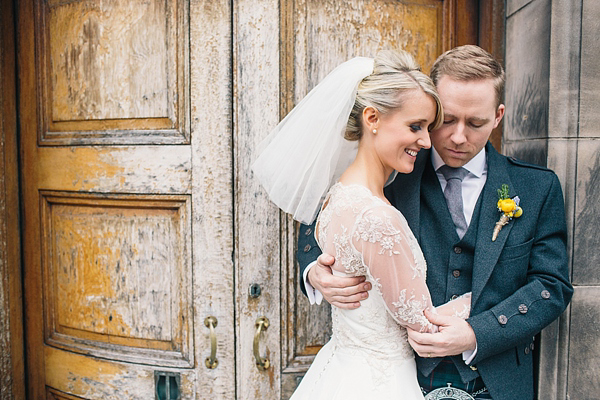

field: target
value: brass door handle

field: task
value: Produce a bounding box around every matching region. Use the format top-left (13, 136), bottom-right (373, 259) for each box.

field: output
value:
top-left (204, 316), bottom-right (218, 369)
top-left (253, 316), bottom-right (270, 370)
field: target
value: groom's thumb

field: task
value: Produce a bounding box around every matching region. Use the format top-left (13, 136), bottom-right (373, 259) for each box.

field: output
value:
top-left (425, 309), bottom-right (453, 326)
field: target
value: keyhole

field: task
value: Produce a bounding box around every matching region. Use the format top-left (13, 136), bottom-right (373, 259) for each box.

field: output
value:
top-left (249, 283), bottom-right (261, 298)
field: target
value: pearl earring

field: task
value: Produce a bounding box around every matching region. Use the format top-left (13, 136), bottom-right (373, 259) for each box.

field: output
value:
top-left (373, 129), bottom-right (377, 134)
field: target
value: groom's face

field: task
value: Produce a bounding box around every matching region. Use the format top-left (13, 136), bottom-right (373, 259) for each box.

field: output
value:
top-left (431, 76), bottom-right (505, 168)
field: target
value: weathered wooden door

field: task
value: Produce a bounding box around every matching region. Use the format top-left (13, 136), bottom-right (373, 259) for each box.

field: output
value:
top-left (237, 1), bottom-right (479, 399)
top-left (19, 0), bottom-right (479, 399)
top-left (19, 1), bottom-right (236, 399)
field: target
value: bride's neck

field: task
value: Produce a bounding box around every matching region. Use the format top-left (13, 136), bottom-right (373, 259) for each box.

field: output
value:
top-left (339, 147), bottom-right (391, 200)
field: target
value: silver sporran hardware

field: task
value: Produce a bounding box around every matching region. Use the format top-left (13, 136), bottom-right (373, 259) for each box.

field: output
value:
top-left (424, 383), bottom-right (475, 400)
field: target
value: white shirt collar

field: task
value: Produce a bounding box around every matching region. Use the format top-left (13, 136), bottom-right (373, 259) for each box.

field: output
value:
top-left (431, 146), bottom-right (487, 178)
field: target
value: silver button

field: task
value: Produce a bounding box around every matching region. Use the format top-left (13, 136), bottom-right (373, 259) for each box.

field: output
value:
top-left (303, 244), bottom-right (311, 252)
top-left (498, 315), bottom-right (508, 325)
top-left (452, 270), bottom-right (460, 278)
top-left (454, 246), bottom-right (462, 254)
top-left (530, 343), bottom-right (534, 350)
top-left (518, 304), bottom-right (528, 314)
top-left (541, 290), bottom-right (551, 299)
top-left (451, 295), bottom-right (458, 301)
top-left (525, 346), bottom-right (530, 355)
top-left (305, 228), bottom-right (312, 236)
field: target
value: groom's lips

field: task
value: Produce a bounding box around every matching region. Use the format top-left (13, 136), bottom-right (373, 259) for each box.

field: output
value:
top-left (446, 148), bottom-right (467, 157)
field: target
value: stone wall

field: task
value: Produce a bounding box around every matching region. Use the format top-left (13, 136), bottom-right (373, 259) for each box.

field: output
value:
top-left (504, 0), bottom-right (599, 398)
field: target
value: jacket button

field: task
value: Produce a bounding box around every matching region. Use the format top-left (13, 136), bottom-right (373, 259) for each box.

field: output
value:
top-left (518, 304), bottom-right (528, 314)
top-left (304, 244), bottom-right (311, 252)
top-left (451, 295), bottom-right (458, 301)
top-left (305, 228), bottom-right (312, 236)
top-left (541, 290), bottom-right (551, 299)
top-left (530, 343), bottom-right (535, 350)
top-left (452, 270), bottom-right (460, 278)
top-left (525, 346), bottom-right (530, 355)
top-left (498, 315), bottom-right (508, 325)
top-left (454, 246), bottom-right (462, 254)
top-left (469, 365), bottom-right (477, 371)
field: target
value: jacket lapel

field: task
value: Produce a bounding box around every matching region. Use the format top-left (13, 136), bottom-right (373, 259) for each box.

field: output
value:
top-left (391, 148), bottom-right (429, 236)
top-left (472, 143), bottom-right (514, 305)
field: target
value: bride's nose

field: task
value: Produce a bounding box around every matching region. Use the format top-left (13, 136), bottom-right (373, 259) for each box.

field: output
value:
top-left (417, 132), bottom-right (431, 149)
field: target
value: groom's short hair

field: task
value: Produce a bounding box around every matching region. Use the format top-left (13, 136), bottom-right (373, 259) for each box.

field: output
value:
top-left (430, 45), bottom-right (505, 107)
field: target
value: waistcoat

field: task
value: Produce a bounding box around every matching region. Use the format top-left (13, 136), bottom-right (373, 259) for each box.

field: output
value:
top-left (416, 160), bottom-right (483, 383)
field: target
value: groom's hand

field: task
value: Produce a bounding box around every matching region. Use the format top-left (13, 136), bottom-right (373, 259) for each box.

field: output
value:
top-left (307, 253), bottom-right (371, 309)
top-left (406, 309), bottom-right (476, 357)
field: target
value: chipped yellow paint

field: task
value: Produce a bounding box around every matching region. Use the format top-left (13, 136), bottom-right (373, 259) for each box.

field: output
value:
top-left (35, 146), bottom-right (191, 194)
top-left (44, 346), bottom-right (197, 399)
top-left (46, 198), bottom-right (188, 351)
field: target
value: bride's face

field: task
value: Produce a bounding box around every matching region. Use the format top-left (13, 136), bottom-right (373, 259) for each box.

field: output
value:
top-left (370, 89), bottom-right (435, 174)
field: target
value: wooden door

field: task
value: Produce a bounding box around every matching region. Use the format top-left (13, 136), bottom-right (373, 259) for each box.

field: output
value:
top-left (236, 1), bottom-right (478, 399)
top-left (19, 1), bottom-right (234, 399)
top-left (20, 0), bottom-right (481, 399)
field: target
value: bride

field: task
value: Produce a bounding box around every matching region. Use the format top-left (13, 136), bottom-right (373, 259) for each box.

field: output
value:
top-left (253, 50), bottom-right (471, 399)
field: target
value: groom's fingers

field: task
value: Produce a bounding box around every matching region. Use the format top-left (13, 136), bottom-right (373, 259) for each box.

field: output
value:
top-left (424, 309), bottom-right (453, 326)
top-left (325, 279), bottom-right (372, 309)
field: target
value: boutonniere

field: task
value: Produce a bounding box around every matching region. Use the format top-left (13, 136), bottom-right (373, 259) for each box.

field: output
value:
top-left (492, 184), bottom-right (523, 241)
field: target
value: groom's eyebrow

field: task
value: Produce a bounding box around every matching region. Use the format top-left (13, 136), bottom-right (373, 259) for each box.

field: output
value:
top-left (469, 117), bottom-right (490, 124)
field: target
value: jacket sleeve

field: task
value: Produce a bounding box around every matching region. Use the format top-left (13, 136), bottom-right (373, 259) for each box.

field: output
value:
top-left (297, 220), bottom-right (322, 297)
top-left (467, 174), bottom-right (573, 364)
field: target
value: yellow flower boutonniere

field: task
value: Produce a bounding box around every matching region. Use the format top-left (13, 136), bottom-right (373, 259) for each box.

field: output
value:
top-left (492, 184), bottom-right (523, 241)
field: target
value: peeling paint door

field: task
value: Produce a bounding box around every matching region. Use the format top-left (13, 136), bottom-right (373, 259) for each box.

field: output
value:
top-left (236, 1), bottom-right (478, 399)
top-left (19, 1), bottom-right (235, 399)
top-left (19, 0), bottom-right (478, 399)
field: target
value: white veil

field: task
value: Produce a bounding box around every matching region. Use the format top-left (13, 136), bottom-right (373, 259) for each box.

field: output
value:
top-left (252, 57), bottom-right (375, 224)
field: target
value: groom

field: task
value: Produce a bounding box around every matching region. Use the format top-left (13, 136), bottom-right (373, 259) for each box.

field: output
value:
top-left (297, 45), bottom-right (573, 400)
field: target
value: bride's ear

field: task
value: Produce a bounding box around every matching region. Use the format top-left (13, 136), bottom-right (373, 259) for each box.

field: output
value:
top-left (362, 106), bottom-right (379, 133)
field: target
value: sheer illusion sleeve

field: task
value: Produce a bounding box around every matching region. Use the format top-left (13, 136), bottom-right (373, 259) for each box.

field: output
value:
top-left (352, 205), bottom-right (438, 333)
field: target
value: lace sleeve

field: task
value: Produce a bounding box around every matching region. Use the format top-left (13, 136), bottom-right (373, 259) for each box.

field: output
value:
top-left (436, 292), bottom-right (471, 319)
top-left (352, 205), bottom-right (436, 333)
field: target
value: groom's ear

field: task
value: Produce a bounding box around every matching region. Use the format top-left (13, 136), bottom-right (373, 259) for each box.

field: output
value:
top-left (493, 104), bottom-right (505, 128)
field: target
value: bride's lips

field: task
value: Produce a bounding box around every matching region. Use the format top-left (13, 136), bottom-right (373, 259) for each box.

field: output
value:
top-left (405, 149), bottom-right (418, 158)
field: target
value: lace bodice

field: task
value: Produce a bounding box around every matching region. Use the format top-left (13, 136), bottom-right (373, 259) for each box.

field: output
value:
top-left (315, 183), bottom-right (470, 363)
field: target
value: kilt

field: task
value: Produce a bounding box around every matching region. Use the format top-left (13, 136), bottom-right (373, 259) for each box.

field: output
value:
top-left (418, 359), bottom-right (492, 399)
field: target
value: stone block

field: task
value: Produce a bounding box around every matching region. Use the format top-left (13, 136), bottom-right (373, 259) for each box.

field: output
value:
top-left (579, 0), bottom-right (600, 137)
top-left (572, 140), bottom-right (600, 285)
top-left (567, 286), bottom-right (600, 398)
top-left (505, 0), bottom-right (551, 141)
top-left (503, 139), bottom-right (548, 167)
top-left (548, 0), bottom-right (582, 139)
top-left (506, 0), bottom-right (534, 17)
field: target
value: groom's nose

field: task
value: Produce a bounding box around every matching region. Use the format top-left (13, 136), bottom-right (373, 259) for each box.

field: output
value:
top-left (450, 122), bottom-right (467, 145)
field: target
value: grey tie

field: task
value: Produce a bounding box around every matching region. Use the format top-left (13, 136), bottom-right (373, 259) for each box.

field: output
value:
top-left (438, 165), bottom-right (469, 239)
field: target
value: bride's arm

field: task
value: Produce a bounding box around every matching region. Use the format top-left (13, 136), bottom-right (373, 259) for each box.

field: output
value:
top-left (352, 206), bottom-right (438, 333)
top-left (435, 293), bottom-right (471, 319)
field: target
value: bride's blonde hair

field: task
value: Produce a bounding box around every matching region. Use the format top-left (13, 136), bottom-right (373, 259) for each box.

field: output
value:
top-left (345, 50), bottom-right (443, 141)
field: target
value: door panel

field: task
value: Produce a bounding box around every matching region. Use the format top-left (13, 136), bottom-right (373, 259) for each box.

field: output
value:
top-left (37, 0), bottom-right (188, 144)
top-left (20, 0), bottom-right (234, 398)
top-left (275, 1), bottom-right (477, 397)
top-left (41, 192), bottom-right (192, 367)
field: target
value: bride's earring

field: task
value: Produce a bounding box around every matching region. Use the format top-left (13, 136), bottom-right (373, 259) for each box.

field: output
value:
top-left (372, 129), bottom-right (377, 134)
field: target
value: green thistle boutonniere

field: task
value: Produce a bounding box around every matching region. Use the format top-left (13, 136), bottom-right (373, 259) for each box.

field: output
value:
top-left (492, 184), bottom-right (523, 241)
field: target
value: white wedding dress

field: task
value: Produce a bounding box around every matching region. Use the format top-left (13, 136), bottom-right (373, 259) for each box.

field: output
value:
top-left (290, 183), bottom-right (470, 400)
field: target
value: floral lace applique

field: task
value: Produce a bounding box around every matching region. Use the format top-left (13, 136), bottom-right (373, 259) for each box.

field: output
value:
top-left (354, 209), bottom-right (427, 280)
top-left (391, 289), bottom-right (434, 333)
top-left (333, 225), bottom-right (365, 275)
